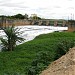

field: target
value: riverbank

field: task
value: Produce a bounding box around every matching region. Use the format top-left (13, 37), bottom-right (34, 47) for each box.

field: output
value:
top-left (0, 32), bottom-right (75, 74)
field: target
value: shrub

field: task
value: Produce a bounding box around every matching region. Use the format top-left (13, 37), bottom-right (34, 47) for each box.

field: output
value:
top-left (27, 51), bottom-right (52, 75)
top-left (55, 39), bottom-right (75, 59)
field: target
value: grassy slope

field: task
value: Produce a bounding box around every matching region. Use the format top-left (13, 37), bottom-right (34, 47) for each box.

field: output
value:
top-left (0, 32), bottom-right (75, 74)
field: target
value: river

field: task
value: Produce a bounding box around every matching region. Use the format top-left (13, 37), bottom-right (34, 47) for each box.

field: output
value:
top-left (0, 25), bottom-right (68, 51)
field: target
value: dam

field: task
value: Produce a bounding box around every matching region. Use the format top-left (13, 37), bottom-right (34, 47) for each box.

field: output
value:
top-left (0, 18), bottom-right (67, 27)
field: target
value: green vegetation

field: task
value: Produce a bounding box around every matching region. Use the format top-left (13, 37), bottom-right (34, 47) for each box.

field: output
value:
top-left (0, 13), bottom-right (41, 20)
top-left (0, 14), bottom-right (29, 19)
top-left (0, 26), bottom-right (24, 51)
top-left (0, 32), bottom-right (75, 75)
top-left (55, 39), bottom-right (75, 59)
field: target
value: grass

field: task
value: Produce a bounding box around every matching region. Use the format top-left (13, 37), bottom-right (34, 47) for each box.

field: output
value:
top-left (0, 32), bottom-right (75, 74)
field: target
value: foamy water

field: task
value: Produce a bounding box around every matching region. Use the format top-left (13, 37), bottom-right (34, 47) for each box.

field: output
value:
top-left (0, 25), bottom-right (68, 50)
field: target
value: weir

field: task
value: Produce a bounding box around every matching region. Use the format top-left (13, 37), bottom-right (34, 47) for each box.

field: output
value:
top-left (0, 18), bottom-right (67, 27)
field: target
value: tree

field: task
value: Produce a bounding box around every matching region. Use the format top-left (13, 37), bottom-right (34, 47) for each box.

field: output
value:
top-left (24, 14), bottom-right (28, 19)
top-left (0, 26), bottom-right (24, 51)
top-left (14, 14), bottom-right (24, 19)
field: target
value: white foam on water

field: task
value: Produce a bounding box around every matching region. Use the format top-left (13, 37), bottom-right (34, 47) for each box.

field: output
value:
top-left (0, 25), bottom-right (68, 51)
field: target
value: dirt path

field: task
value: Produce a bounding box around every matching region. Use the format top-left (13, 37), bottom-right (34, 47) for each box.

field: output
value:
top-left (40, 47), bottom-right (75, 75)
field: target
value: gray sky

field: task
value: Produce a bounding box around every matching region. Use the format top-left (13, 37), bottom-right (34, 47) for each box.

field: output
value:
top-left (0, 0), bottom-right (75, 19)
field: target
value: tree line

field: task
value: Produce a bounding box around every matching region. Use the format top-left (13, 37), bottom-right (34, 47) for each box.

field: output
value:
top-left (0, 13), bottom-right (42, 20)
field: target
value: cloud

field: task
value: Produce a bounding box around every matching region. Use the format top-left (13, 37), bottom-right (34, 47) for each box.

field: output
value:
top-left (0, 0), bottom-right (75, 19)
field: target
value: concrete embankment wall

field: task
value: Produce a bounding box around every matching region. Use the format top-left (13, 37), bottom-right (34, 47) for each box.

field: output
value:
top-left (0, 19), bottom-right (67, 27)
top-left (68, 20), bottom-right (75, 32)
top-left (1, 19), bottom-right (32, 27)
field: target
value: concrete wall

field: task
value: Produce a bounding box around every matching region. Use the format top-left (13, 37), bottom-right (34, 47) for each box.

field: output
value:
top-left (0, 19), bottom-right (67, 27)
top-left (0, 19), bottom-right (32, 27)
top-left (68, 20), bottom-right (75, 32)
top-left (6, 19), bottom-right (31, 26)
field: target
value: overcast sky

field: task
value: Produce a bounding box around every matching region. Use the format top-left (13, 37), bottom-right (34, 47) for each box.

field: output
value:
top-left (0, 0), bottom-right (75, 19)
